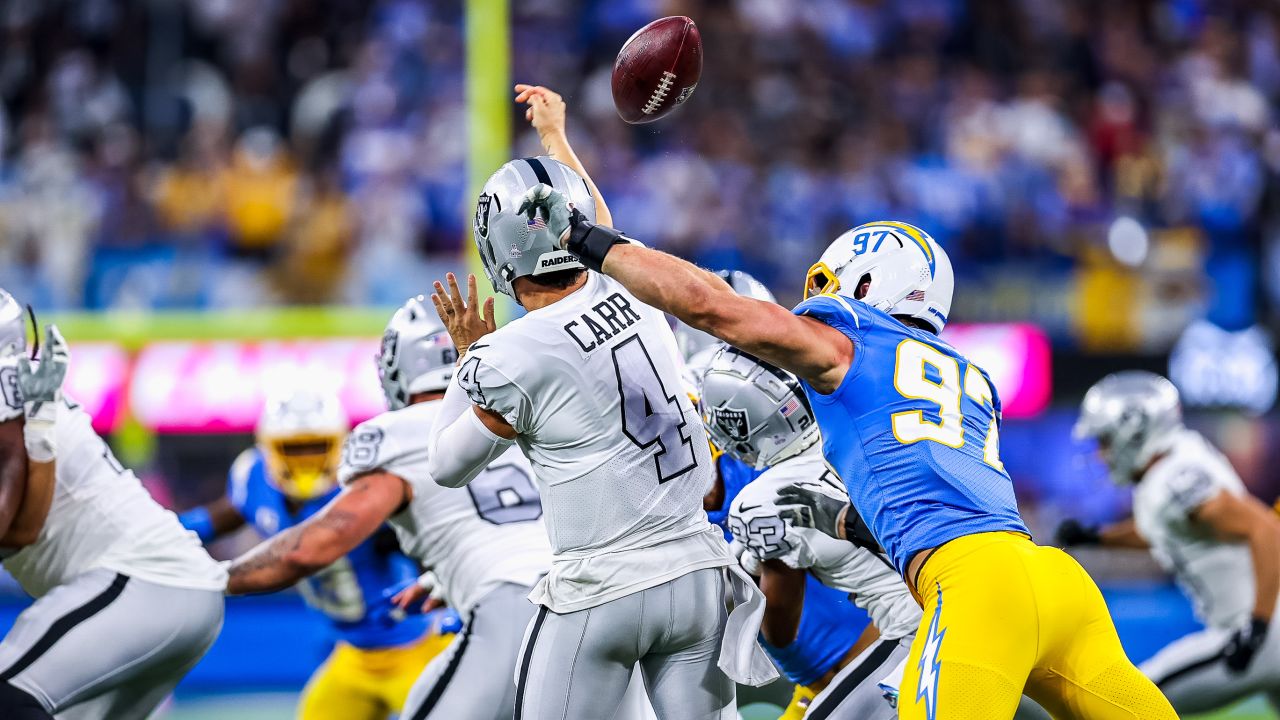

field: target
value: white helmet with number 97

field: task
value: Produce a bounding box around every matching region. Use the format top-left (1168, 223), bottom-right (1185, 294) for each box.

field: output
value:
top-left (804, 221), bottom-right (953, 334)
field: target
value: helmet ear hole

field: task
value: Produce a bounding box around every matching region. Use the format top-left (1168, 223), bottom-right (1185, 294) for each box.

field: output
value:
top-left (854, 274), bottom-right (872, 300)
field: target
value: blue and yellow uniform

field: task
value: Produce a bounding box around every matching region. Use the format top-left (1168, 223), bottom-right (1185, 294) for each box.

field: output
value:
top-left (227, 449), bottom-right (453, 720)
top-left (794, 293), bottom-right (1176, 720)
top-left (716, 454), bottom-right (870, 719)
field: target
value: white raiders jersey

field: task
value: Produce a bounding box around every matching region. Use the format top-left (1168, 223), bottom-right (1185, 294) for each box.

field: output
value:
top-left (339, 399), bottom-right (551, 615)
top-left (0, 396), bottom-right (225, 598)
top-left (456, 272), bottom-right (729, 613)
top-left (1132, 428), bottom-right (1258, 630)
top-left (728, 448), bottom-right (921, 641)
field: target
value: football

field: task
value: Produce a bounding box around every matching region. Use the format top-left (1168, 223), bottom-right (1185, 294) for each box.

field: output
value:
top-left (611, 16), bottom-right (702, 124)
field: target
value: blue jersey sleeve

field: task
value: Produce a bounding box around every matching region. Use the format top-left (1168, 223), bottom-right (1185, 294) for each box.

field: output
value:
top-left (793, 293), bottom-right (878, 345)
top-left (227, 448), bottom-right (262, 517)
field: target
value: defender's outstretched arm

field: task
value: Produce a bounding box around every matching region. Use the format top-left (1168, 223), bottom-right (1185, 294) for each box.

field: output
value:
top-left (521, 186), bottom-right (852, 391)
top-left (225, 473), bottom-right (409, 594)
top-left (603, 244), bottom-right (851, 392)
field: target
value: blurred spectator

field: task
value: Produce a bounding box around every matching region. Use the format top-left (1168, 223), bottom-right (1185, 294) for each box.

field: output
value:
top-left (0, 0), bottom-right (1277, 353)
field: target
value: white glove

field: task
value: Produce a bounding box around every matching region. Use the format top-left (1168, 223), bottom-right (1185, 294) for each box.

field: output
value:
top-left (18, 325), bottom-right (69, 463)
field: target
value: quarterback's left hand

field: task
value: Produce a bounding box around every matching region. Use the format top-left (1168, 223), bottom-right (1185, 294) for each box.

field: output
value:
top-left (1223, 616), bottom-right (1268, 673)
top-left (432, 272), bottom-right (496, 357)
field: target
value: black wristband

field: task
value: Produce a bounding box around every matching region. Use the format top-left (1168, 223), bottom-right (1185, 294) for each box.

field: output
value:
top-left (565, 219), bottom-right (630, 272)
top-left (843, 504), bottom-right (884, 554)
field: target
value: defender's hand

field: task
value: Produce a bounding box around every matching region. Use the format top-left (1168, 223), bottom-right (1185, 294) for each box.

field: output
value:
top-left (1054, 519), bottom-right (1101, 547)
top-left (1224, 617), bottom-right (1268, 673)
top-left (776, 484), bottom-right (849, 541)
top-left (17, 324), bottom-right (69, 414)
top-left (431, 273), bottom-right (496, 357)
top-left (518, 184), bottom-right (578, 247)
top-left (515, 84), bottom-right (567, 147)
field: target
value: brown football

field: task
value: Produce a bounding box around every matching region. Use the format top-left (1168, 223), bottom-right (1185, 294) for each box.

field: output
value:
top-left (611, 16), bottom-right (702, 124)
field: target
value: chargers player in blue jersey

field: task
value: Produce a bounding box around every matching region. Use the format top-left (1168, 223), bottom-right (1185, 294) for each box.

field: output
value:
top-left (180, 387), bottom-right (454, 720)
top-left (518, 186), bottom-right (1177, 720)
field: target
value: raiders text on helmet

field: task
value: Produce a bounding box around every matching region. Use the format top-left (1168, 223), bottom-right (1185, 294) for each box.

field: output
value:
top-left (805, 221), bottom-right (954, 334)
top-left (473, 157), bottom-right (597, 301)
top-left (699, 346), bottom-right (820, 469)
top-left (378, 295), bottom-right (458, 410)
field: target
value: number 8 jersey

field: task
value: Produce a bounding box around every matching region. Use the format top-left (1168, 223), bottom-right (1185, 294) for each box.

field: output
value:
top-left (457, 273), bottom-right (729, 612)
top-left (338, 400), bottom-right (551, 616)
top-left (793, 293), bottom-right (1029, 575)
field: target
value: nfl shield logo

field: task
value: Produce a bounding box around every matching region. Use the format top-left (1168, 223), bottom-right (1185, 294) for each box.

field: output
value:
top-left (714, 407), bottom-right (750, 442)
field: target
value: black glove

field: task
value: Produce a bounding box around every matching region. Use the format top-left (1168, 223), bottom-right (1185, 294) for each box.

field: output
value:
top-left (1054, 519), bottom-right (1101, 547)
top-left (1223, 617), bottom-right (1268, 673)
top-left (775, 484), bottom-right (848, 541)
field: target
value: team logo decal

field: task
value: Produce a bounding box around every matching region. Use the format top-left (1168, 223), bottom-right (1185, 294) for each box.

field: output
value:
top-left (916, 583), bottom-right (946, 720)
top-left (714, 407), bottom-right (750, 442)
top-left (475, 193), bottom-right (493, 238)
top-left (379, 329), bottom-right (400, 366)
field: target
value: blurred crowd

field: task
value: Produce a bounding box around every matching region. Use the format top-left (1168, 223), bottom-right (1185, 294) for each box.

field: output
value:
top-left (0, 0), bottom-right (1279, 348)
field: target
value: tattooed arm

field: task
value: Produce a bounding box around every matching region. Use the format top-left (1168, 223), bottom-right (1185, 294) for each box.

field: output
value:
top-left (225, 472), bottom-right (411, 595)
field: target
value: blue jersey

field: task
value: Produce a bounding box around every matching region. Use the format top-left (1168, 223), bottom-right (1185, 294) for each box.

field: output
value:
top-left (793, 294), bottom-right (1029, 574)
top-left (760, 575), bottom-right (869, 686)
top-left (228, 449), bottom-right (429, 649)
top-left (707, 455), bottom-right (763, 539)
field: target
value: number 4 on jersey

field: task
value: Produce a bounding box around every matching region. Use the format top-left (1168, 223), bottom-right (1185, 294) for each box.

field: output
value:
top-left (612, 336), bottom-right (698, 483)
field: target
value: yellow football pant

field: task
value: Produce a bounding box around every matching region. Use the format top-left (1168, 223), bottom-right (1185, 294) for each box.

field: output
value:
top-left (897, 532), bottom-right (1177, 720)
top-left (297, 631), bottom-right (453, 720)
top-left (778, 682), bottom-right (816, 720)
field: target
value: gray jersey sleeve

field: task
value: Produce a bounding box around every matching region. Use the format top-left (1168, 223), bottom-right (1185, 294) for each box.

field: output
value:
top-left (1163, 465), bottom-right (1221, 517)
top-left (455, 343), bottom-right (535, 434)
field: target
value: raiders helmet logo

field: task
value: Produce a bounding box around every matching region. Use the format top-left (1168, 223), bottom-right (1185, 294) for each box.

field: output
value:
top-left (714, 407), bottom-right (751, 442)
top-left (475, 193), bottom-right (493, 238)
top-left (380, 329), bottom-right (400, 366)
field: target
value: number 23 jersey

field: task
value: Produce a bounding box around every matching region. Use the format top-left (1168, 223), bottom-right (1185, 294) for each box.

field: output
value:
top-left (457, 272), bottom-right (728, 612)
top-left (339, 400), bottom-right (551, 616)
top-left (793, 293), bottom-right (1029, 575)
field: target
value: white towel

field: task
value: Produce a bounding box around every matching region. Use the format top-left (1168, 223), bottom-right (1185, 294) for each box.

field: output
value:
top-left (717, 564), bottom-right (781, 687)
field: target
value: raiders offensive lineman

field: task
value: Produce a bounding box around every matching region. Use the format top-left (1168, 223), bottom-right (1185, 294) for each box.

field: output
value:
top-left (428, 170), bottom-right (772, 715)
top-left (0, 295), bottom-right (226, 720)
top-left (1061, 372), bottom-right (1280, 714)
top-left (702, 346), bottom-right (927, 718)
top-left (225, 298), bottom-right (551, 720)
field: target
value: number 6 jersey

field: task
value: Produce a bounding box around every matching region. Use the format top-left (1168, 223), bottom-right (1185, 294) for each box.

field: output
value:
top-left (338, 400), bottom-right (550, 616)
top-left (456, 272), bottom-right (729, 612)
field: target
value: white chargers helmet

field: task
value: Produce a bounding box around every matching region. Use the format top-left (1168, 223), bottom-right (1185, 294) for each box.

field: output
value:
top-left (1074, 371), bottom-right (1183, 485)
top-left (473, 156), bottom-right (597, 301)
top-left (256, 387), bottom-right (349, 500)
top-left (699, 346), bottom-right (820, 469)
top-left (676, 269), bottom-right (776, 363)
top-left (805, 221), bottom-right (954, 334)
top-left (377, 296), bottom-right (458, 410)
